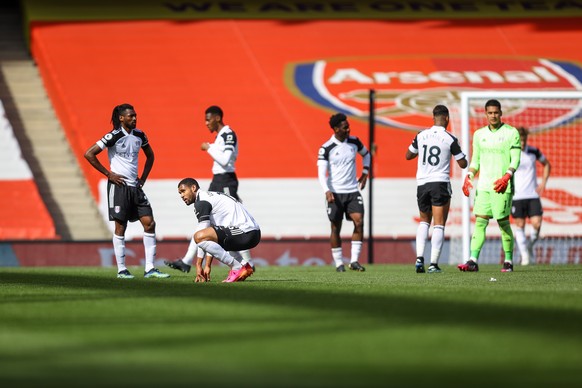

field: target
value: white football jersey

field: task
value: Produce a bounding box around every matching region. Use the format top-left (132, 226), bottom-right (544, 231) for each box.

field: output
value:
top-left (408, 125), bottom-right (465, 186)
top-left (96, 127), bottom-right (149, 187)
top-left (513, 145), bottom-right (546, 200)
top-left (317, 135), bottom-right (370, 193)
top-left (194, 190), bottom-right (259, 232)
top-left (207, 125), bottom-right (238, 174)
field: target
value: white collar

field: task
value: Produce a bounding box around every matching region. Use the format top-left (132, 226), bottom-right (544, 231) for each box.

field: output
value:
top-left (330, 134), bottom-right (347, 144)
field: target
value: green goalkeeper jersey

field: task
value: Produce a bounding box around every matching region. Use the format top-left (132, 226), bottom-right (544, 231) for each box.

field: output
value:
top-left (469, 123), bottom-right (521, 193)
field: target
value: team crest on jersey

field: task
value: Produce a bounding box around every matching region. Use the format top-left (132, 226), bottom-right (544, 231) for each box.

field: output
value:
top-left (114, 206), bottom-right (120, 213)
top-left (286, 56), bottom-right (582, 131)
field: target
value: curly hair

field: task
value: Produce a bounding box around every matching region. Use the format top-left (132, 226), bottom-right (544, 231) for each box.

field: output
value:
top-left (329, 113), bottom-right (347, 129)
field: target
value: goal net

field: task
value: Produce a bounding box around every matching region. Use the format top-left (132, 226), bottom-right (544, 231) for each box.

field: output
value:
top-left (448, 91), bottom-right (582, 265)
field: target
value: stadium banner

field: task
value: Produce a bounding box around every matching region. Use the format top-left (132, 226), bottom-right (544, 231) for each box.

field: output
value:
top-left (1, 239), bottom-right (413, 267)
top-left (21, 0), bottom-right (582, 24)
top-left (287, 56), bottom-right (582, 131)
top-left (1, 238), bottom-right (581, 267)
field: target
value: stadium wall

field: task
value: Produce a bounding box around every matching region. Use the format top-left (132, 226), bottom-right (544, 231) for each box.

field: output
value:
top-left (2, 238), bottom-right (581, 268)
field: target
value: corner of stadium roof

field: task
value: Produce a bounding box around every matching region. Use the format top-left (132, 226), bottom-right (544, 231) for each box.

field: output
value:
top-left (19, 0), bottom-right (582, 49)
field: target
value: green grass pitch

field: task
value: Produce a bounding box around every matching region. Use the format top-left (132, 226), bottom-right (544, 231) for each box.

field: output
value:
top-left (1, 264), bottom-right (581, 387)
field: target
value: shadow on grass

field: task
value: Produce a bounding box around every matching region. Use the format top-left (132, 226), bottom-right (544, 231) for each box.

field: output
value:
top-left (1, 270), bottom-right (582, 387)
top-left (1, 271), bottom-right (581, 338)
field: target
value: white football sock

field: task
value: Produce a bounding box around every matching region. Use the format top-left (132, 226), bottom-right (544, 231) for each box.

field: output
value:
top-left (350, 241), bottom-right (362, 263)
top-left (113, 234), bottom-right (126, 272)
top-left (198, 240), bottom-right (241, 270)
top-left (430, 225), bottom-right (444, 265)
top-left (231, 251), bottom-right (244, 265)
top-left (331, 247), bottom-right (343, 267)
top-left (416, 222), bottom-right (430, 258)
top-left (514, 227), bottom-right (529, 265)
top-left (143, 232), bottom-right (156, 272)
top-left (182, 236), bottom-right (197, 266)
top-left (240, 249), bottom-right (254, 266)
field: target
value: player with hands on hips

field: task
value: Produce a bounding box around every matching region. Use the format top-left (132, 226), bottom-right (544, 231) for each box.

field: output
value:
top-left (318, 113), bottom-right (370, 272)
top-left (84, 103), bottom-right (170, 279)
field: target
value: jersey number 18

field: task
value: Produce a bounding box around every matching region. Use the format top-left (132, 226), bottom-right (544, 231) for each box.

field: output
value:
top-left (422, 145), bottom-right (441, 166)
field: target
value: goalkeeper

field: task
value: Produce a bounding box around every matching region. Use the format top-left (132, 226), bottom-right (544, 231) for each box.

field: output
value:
top-left (459, 99), bottom-right (521, 273)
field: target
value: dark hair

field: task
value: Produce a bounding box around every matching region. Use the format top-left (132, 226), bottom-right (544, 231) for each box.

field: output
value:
top-left (329, 113), bottom-right (347, 129)
top-left (517, 126), bottom-right (529, 137)
top-left (178, 177), bottom-right (200, 189)
top-left (485, 99), bottom-right (501, 110)
top-left (433, 105), bottom-right (449, 117)
top-left (205, 105), bottom-right (223, 119)
top-left (111, 103), bottom-right (134, 130)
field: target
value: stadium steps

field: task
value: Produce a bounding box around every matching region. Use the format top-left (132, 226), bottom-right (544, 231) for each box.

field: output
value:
top-left (0, 1), bottom-right (110, 240)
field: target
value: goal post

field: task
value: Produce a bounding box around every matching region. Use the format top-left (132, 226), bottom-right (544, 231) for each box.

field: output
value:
top-left (457, 90), bottom-right (582, 264)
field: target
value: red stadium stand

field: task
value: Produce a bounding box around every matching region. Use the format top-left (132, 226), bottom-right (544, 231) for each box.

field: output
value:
top-left (0, 180), bottom-right (57, 239)
top-left (0, 100), bottom-right (57, 239)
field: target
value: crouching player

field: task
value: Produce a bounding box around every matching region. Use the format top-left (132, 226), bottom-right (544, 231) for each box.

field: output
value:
top-left (175, 177), bottom-right (260, 283)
